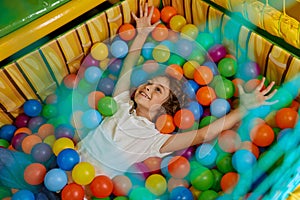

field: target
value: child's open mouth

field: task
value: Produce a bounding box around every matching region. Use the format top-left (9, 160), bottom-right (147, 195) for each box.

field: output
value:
top-left (139, 91), bottom-right (151, 100)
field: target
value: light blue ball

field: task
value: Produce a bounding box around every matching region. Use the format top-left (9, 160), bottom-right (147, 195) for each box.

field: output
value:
top-left (84, 66), bottom-right (103, 84)
top-left (195, 143), bottom-right (218, 168)
top-left (12, 190), bottom-right (35, 200)
top-left (82, 109), bottom-right (102, 129)
top-left (131, 69), bottom-right (148, 87)
top-left (187, 101), bottom-right (203, 120)
top-left (232, 149), bottom-right (256, 173)
top-left (110, 40), bottom-right (128, 58)
top-left (44, 168), bottom-right (68, 192)
top-left (142, 42), bottom-right (155, 60)
top-left (210, 98), bottom-right (230, 118)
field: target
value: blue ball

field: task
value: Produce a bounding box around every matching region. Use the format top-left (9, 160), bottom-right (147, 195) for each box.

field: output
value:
top-left (44, 168), bottom-right (68, 192)
top-left (187, 101), bottom-right (203, 120)
top-left (131, 69), bottom-right (148, 87)
top-left (55, 124), bottom-right (75, 139)
top-left (169, 186), bottom-right (193, 200)
top-left (110, 40), bottom-right (128, 58)
top-left (84, 66), bottom-right (103, 84)
top-left (160, 40), bottom-right (175, 51)
top-left (142, 42), bottom-right (155, 60)
top-left (195, 143), bottom-right (218, 168)
top-left (0, 124), bottom-right (16, 142)
top-left (23, 99), bottom-right (42, 117)
top-left (31, 143), bottom-right (53, 162)
top-left (108, 58), bottom-right (123, 76)
top-left (210, 98), bottom-right (230, 118)
top-left (12, 190), bottom-right (35, 200)
top-left (183, 80), bottom-right (199, 99)
top-left (82, 109), bottom-right (102, 129)
top-left (160, 156), bottom-right (174, 177)
top-left (175, 38), bottom-right (193, 59)
top-left (57, 148), bottom-right (80, 171)
top-left (98, 77), bottom-right (115, 96)
top-left (232, 149), bottom-right (257, 173)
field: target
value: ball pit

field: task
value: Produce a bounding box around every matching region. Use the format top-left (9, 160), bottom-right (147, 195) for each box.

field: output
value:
top-left (0, 3), bottom-right (300, 200)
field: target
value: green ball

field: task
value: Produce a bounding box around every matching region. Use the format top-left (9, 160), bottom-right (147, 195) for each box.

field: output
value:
top-left (199, 116), bottom-right (217, 128)
top-left (269, 88), bottom-right (293, 110)
top-left (113, 197), bottom-right (129, 200)
top-left (190, 167), bottom-right (214, 191)
top-left (209, 75), bottom-right (224, 88)
top-left (0, 139), bottom-right (9, 148)
top-left (188, 50), bottom-right (205, 65)
top-left (216, 153), bottom-right (234, 173)
top-left (196, 32), bottom-right (215, 50)
top-left (97, 96), bottom-right (118, 116)
top-left (211, 169), bottom-right (223, 192)
top-left (129, 187), bottom-right (154, 200)
top-left (42, 104), bottom-right (58, 119)
top-left (218, 58), bottom-right (237, 77)
top-left (214, 78), bottom-right (235, 99)
top-left (198, 190), bottom-right (219, 200)
top-left (167, 53), bottom-right (186, 66)
top-left (0, 186), bottom-right (11, 199)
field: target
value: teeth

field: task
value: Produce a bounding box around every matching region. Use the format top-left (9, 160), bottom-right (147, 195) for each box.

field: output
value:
top-left (140, 91), bottom-right (150, 99)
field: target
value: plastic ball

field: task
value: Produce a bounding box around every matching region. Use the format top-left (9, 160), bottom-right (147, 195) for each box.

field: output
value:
top-left (187, 101), bottom-right (203, 120)
top-left (152, 24), bottom-right (169, 42)
top-left (0, 139), bottom-right (9, 148)
top-left (183, 60), bottom-right (199, 79)
top-left (143, 157), bottom-right (162, 174)
top-left (211, 169), bottom-right (223, 192)
top-left (167, 53), bottom-right (185, 66)
top-left (84, 66), bottom-right (103, 84)
top-left (24, 163), bottom-right (46, 185)
top-left (196, 32), bottom-right (215, 50)
top-left (12, 190), bottom-right (35, 200)
top-left (183, 80), bottom-right (199, 99)
top-left (61, 183), bottom-right (85, 200)
top-left (37, 123), bottom-right (55, 139)
top-left (90, 42), bottom-right (109, 61)
top-left (195, 143), bottom-right (218, 168)
top-left (161, 6), bottom-right (177, 23)
top-left (180, 24), bottom-right (199, 40)
top-left (169, 186), bottom-right (193, 200)
top-left (174, 109), bottom-right (195, 130)
top-left (11, 132), bottom-right (28, 151)
top-left (52, 137), bottom-right (75, 156)
top-left (269, 88), bottom-right (293, 110)
top-left (41, 104), bottom-right (58, 119)
top-left (196, 86), bottom-right (217, 106)
top-left (208, 44), bottom-right (227, 63)
top-left (239, 141), bottom-right (260, 159)
top-left (110, 40), bottom-right (128, 58)
top-left (175, 38), bottom-right (193, 58)
top-left (118, 23), bottom-right (136, 41)
top-left (14, 113), bottom-right (30, 128)
top-left (112, 175), bottom-right (132, 196)
top-left (231, 78), bottom-right (245, 97)
top-left (168, 156), bottom-right (190, 179)
top-left (155, 114), bottom-right (175, 134)
top-left (168, 177), bottom-right (189, 193)
top-left (0, 124), bottom-right (16, 142)
top-left (107, 58), bottom-right (123, 76)
top-left (152, 44), bottom-right (170, 63)
top-left (214, 78), bottom-right (235, 99)
top-left (169, 15), bottom-right (187, 31)
top-left (194, 65), bottom-right (214, 85)
top-left (72, 162), bottom-right (95, 185)
top-left (216, 153), bottom-right (234, 174)
top-left (55, 124), bottom-right (75, 139)
top-left (63, 74), bottom-right (79, 89)
top-left (82, 109), bottom-right (102, 129)
top-left (31, 142), bottom-right (53, 162)
top-left (149, 6), bottom-right (161, 23)
top-left (220, 172), bottom-right (239, 193)
top-left (57, 148), bottom-right (80, 171)
top-left (90, 175), bottom-right (113, 198)
top-left (97, 96), bottom-right (118, 117)
top-left (275, 107), bottom-right (298, 129)
top-left (22, 134), bottom-right (42, 154)
top-left (160, 156), bottom-right (173, 176)
top-left (232, 149), bottom-right (257, 173)
top-left (129, 187), bottom-right (154, 200)
top-left (218, 130), bottom-right (241, 153)
top-left (190, 166), bottom-right (214, 191)
top-left (87, 91), bottom-right (105, 109)
top-left (189, 49), bottom-right (206, 64)
top-left (250, 123), bottom-right (274, 147)
top-left (218, 58), bottom-right (237, 77)
top-left (198, 190), bottom-right (219, 200)
top-left (210, 98), bottom-right (231, 118)
top-left (23, 99), bottom-right (42, 117)
top-left (97, 77), bottom-right (115, 96)
top-left (142, 42), bottom-right (155, 60)
top-left (145, 174), bottom-right (167, 196)
top-left (237, 61), bottom-right (260, 81)
top-left (27, 116), bottom-right (45, 133)
top-left (44, 168), bottom-right (68, 192)
top-left (165, 64), bottom-right (183, 80)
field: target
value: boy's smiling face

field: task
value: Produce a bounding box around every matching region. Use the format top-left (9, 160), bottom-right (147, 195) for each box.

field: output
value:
top-left (134, 76), bottom-right (171, 115)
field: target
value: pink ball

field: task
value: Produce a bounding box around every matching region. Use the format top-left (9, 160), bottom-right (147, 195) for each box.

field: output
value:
top-left (14, 113), bottom-right (30, 128)
top-left (208, 44), bottom-right (227, 63)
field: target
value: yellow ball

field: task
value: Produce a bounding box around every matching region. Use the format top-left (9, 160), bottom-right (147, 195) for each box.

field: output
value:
top-left (169, 15), bottom-right (187, 32)
top-left (91, 42), bottom-right (109, 61)
top-left (181, 24), bottom-right (199, 40)
top-left (152, 45), bottom-right (170, 63)
top-left (145, 174), bottom-right (167, 196)
top-left (52, 137), bottom-right (75, 156)
top-left (183, 60), bottom-right (200, 79)
top-left (43, 135), bottom-right (56, 147)
top-left (72, 162), bottom-right (95, 185)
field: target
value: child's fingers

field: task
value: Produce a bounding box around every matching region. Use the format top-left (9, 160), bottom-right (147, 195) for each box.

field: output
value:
top-left (139, 3), bottom-right (144, 17)
top-left (264, 99), bottom-right (279, 106)
top-left (148, 5), bottom-right (154, 18)
top-left (261, 81), bottom-right (275, 95)
top-left (265, 88), bottom-right (277, 100)
top-left (256, 77), bottom-right (265, 92)
top-left (152, 20), bottom-right (161, 27)
top-left (144, 3), bottom-right (149, 17)
top-left (237, 84), bottom-right (245, 95)
top-left (131, 12), bottom-right (138, 20)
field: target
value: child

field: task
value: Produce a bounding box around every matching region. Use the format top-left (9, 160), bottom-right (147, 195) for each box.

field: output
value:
top-left (77, 3), bottom-right (278, 178)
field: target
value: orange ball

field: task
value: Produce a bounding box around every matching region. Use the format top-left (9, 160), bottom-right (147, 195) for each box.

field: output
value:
top-left (168, 156), bottom-right (190, 179)
top-left (38, 123), bottom-right (55, 139)
top-left (155, 114), bottom-right (176, 134)
top-left (250, 123), bottom-right (274, 147)
top-left (63, 74), bottom-right (79, 89)
top-left (61, 183), bottom-right (85, 200)
top-left (196, 86), bottom-right (216, 106)
top-left (149, 6), bottom-right (161, 24)
top-left (174, 109), bottom-right (195, 130)
top-left (194, 66), bottom-right (214, 85)
top-left (143, 157), bottom-right (162, 174)
top-left (88, 91), bottom-right (105, 109)
top-left (15, 127), bottom-right (32, 135)
top-left (239, 141), bottom-right (260, 159)
top-left (152, 23), bottom-right (169, 41)
top-left (168, 177), bottom-right (189, 192)
top-left (118, 23), bottom-right (136, 41)
top-left (161, 6), bottom-right (177, 24)
top-left (22, 134), bottom-right (42, 154)
top-left (90, 175), bottom-right (113, 198)
top-left (244, 79), bottom-right (264, 93)
top-left (231, 78), bottom-right (245, 97)
top-left (143, 60), bottom-right (159, 73)
top-left (220, 172), bottom-right (239, 193)
top-left (24, 163), bottom-right (47, 185)
top-left (275, 107), bottom-right (298, 129)
top-left (218, 130), bottom-right (241, 153)
top-left (165, 64), bottom-right (183, 80)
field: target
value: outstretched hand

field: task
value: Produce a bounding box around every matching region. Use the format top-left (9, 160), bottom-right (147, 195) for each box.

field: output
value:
top-left (238, 77), bottom-right (278, 110)
top-left (131, 3), bottom-right (160, 36)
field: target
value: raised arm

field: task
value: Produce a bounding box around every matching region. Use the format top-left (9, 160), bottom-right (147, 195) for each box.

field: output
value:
top-left (113, 3), bottom-right (160, 97)
top-left (160, 77), bottom-right (278, 153)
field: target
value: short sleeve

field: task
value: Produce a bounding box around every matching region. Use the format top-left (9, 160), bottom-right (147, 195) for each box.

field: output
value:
top-left (114, 91), bottom-right (130, 104)
top-left (150, 133), bottom-right (173, 158)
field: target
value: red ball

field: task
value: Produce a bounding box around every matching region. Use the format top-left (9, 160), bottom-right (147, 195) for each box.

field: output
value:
top-left (90, 175), bottom-right (113, 198)
top-left (155, 114), bottom-right (176, 134)
top-left (218, 130), bottom-right (241, 153)
top-left (118, 23), bottom-right (136, 41)
top-left (168, 156), bottom-right (190, 179)
top-left (174, 109), bottom-right (195, 130)
top-left (149, 6), bottom-right (161, 24)
top-left (61, 183), bottom-right (85, 200)
top-left (220, 172), bottom-right (239, 193)
top-left (194, 66), bottom-right (214, 85)
top-left (275, 107), bottom-right (298, 129)
top-left (24, 163), bottom-right (47, 185)
top-left (63, 74), bottom-right (79, 89)
top-left (196, 86), bottom-right (216, 106)
top-left (151, 24), bottom-right (169, 42)
top-left (161, 6), bottom-right (177, 24)
top-left (250, 123), bottom-right (274, 147)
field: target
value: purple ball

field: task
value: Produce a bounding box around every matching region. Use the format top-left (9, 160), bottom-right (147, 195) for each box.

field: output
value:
top-left (175, 146), bottom-right (196, 160)
top-left (28, 116), bottom-right (46, 133)
top-left (176, 38), bottom-right (193, 58)
top-left (98, 77), bottom-right (115, 96)
top-left (11, 132), bottom-right (28, 151)
top-left (55, 124), bottom-right (75, 139)
top-left (31, 142), bottom-right (53, 162)
top-left (108, 58), bottom-right (123, 76)
top-left (208, 44), bottom-right (227, 62)
top-left (81, 54), bottom-right (99, 69)
top-left (14, 113), bottom-right (30, 128)
top-left (238, 61), bottom-right (261, 81)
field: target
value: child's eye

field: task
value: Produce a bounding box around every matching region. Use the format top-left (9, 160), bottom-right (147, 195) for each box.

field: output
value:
top-left (155, 87), bottom-right (161, 92)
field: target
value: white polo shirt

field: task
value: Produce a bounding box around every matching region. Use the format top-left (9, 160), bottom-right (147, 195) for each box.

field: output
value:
top-left (77, 91), bottom-right (172, 178)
